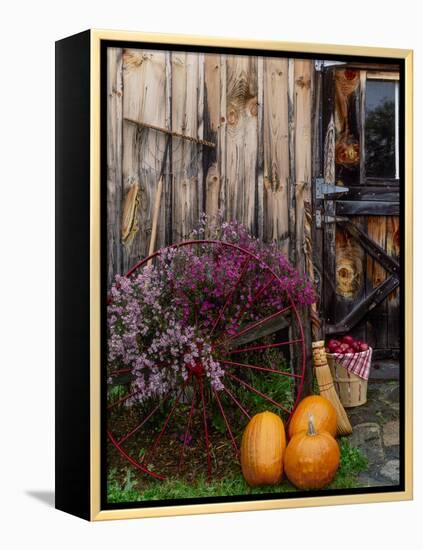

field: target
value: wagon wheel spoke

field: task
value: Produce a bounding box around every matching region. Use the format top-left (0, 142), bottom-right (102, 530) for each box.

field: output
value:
top-left (142, 379), bottom-right (190, 467)
top-left (220, 381), bottom-right (251, 419)
top-left (108, 368), bottom-right (132, 377)
top-left (209, 255), bottom-right (252, 337)
top-left (107, 389), bottom-right (139, 410)
top-left (220, 358), bottom-right (302, 379)
top-left (117, 392), bottom-right (172, 446)
top-left (212, 389), bottom-right (239, 456)
top-left (198, 377), bottom-right (212, 479)
top-left (228, 338), bottom-right (303, 356)
top-left (107, 430), bottom-right (165, 481)
top-left (178, 381), bottom-right (197, 472)
top-left (227, 372), bottom-right (291, 415)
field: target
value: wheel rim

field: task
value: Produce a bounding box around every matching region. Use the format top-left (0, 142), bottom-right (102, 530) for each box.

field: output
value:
top-left (107, 240), bottom-right (307, 481)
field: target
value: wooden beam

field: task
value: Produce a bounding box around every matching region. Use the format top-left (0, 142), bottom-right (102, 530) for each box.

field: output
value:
top-left (326, 275), bottom-right (399, 335)
top-left (345, 186), bottom-right (400, 202)
top-left (336, 200), bottom-right (400, 216)
top-left (339, 220), bottom-right (400, 275)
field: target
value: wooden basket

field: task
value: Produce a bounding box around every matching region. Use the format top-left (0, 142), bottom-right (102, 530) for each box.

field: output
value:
top-left (326, 354), bottom-right (368, 408)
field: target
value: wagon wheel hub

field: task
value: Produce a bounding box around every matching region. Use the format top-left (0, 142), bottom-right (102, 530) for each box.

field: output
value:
top-left (187, 360), bottom-right (206, 378)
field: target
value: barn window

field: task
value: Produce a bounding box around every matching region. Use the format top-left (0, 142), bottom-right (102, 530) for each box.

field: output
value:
top-left (365, 75), bottom-right (400, 179)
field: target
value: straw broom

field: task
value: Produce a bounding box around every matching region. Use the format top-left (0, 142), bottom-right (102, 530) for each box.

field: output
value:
top-left (311, 340), bottom-right (352, 436)
top-left (304, 205), bottom-right (352, 436)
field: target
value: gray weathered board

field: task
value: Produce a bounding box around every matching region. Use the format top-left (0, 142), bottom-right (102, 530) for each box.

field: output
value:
top-left (107, 47), bottom-right (313, 292)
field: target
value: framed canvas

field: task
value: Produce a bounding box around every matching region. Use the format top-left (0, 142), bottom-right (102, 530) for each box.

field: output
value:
top-left (55, 29), bottom-right (413, 521)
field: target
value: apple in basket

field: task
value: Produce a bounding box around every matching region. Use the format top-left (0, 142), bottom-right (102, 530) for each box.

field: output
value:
top-left (326, 335), bottom-right (369, 355)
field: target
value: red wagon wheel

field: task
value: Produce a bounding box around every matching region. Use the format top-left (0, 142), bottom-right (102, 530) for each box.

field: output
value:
top-left (107, 240), bottom-right (307, 481)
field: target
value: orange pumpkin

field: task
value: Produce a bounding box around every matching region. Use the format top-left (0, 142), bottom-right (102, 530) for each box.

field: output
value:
top-left (284, 415), bottom-right (340, 490)
top-left (288, 395), bottom-right (337, 439)
top-left (240, 411), bottom-right (286, 487)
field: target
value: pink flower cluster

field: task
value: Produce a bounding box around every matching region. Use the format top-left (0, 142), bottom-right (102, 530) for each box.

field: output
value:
top-left (107, 218), bottom-right (315, 404)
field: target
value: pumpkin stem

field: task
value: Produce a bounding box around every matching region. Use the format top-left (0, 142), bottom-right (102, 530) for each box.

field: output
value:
top-left (307, 414), bottom-right (317, 436)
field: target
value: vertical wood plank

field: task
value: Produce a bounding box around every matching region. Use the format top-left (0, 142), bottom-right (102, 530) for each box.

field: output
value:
top-left (293, 59), bottom-right (313, 392)
top-left (203, 53), bottom-right (221, 223)
top-left (225, 55), bottom-right (258, 232)
top-left (352, 70), bottom-right (368, 342)
top-left (311, 63), bottom-right (324, 320)
top-left (257, 57), bottom-right (264, 241)
top-left (263, 57), bottom-right (289, 253)
top-left (287, 59), bottom-right (296, 267)
top-left (219, 55), bottom-right (227, 219)
top-left (171, 52), bottom-right (199, 242)
top-left (322, 68), bottom-right (337, 329)
top-left (197, 53), bottom-right (205, 216)
top-left (106, 47), bottom-right (123, 286)
top-left (331, 69), bottom-right (366, 341)
top-left (122, 48), bottom-right (167, 270)
top-left (294, 59), bottom-right (312, 276)
top-left (164, 51), bottom-right (173, 245)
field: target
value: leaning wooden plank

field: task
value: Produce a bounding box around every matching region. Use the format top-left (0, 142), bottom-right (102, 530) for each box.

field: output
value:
top-left (106, 47), bottom-right (123, 285)
top-left (228, 314), bottom-right (291, 349)
top-left (171, 52), bottom-right (200, 242)
top-left (225, 54), bottom-right (258, 233)
top-left (263, 57), bottom-right (289, 252)
top-left (122, 48), bottom-right (167, 269)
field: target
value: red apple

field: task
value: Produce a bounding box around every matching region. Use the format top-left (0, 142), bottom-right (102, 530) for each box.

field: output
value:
top-left (345, 346), bottom-right (355, 354)
top-left (359, 342), bottom-right (369, 352)
top-left (341, 335), bottom-right (355, 346)
top-left (352, 342), bottom-right (361, 352)
top-left (339, 343), bottom-right (350, 353)
top-left (328, 338), bottom-right (339, 347)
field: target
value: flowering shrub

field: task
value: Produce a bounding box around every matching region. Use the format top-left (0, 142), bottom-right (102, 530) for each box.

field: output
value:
top-left (108, 216), bottom-right (315, 405)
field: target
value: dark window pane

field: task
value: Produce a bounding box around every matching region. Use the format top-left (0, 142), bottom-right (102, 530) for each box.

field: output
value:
top-left (365, 80), bottom-right (396, 178)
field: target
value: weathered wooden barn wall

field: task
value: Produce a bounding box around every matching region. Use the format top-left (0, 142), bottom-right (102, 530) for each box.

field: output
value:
top-left (107, 48), bottom-right (401, 360)
top-left (106, 47), bottom-right (313, 291)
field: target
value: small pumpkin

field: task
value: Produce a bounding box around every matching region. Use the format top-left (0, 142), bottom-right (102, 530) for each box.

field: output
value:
top-left (288, 395), bottom-right (337, 439)
top-left (240, 411), bottom-right (286, 487)
top-left (284, 415), bottom-right (340, 490)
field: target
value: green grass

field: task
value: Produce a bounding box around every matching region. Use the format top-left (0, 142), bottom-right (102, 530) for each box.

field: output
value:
top-left (107, 437), bottom-right (368, 503)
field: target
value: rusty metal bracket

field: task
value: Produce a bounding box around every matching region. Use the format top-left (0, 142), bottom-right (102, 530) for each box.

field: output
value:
top-left (315, 209), bottom-right (348, 228)
top-left (315, 178), bottom-right (349, 199)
